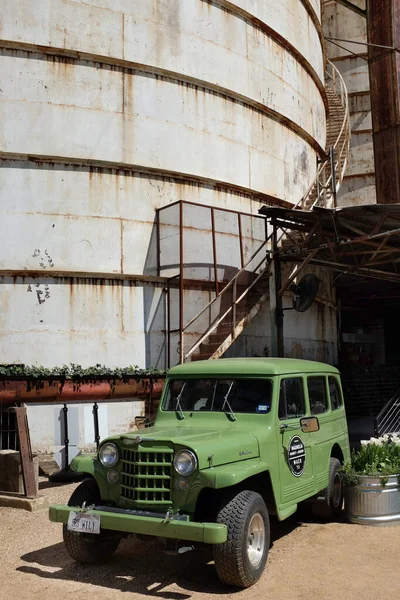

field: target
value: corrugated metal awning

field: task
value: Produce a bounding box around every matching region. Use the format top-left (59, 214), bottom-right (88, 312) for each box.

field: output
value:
top-left (259, 204), bottom-right (400, 284)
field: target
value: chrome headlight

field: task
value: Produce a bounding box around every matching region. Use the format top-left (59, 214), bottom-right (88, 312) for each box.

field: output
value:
top-left (174, 449), bottom-right (197, 476)
top-left (99, 443), bottom-right (119, 467)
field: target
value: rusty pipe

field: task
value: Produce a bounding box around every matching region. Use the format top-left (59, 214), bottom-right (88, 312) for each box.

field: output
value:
top-left (0, 378), bottom-right (165, 405)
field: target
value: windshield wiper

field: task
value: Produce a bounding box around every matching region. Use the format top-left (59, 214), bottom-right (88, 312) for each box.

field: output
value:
top-left (175, 383), bottom-right (186, 419)
top-left (221, 382), bottom-right (236, 421)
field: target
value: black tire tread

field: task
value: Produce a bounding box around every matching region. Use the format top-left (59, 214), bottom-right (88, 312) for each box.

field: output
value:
top-left (214, 490), bottom-right (269, 588)
top-left (63, 479), bottom-right (120, 564)
top-left (68, 478), bottom-right (100, 508)
top-left (312, 457), bottom-right (343, 521)
top-left (325, 457), bottom-right (343, 519)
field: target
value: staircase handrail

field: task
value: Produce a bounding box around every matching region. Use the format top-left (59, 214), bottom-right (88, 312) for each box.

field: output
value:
top-left (299, 59), bottom-right (351, 210)
top-left (375, 385), bottom-right (400, 435)
top-left (328, 59), bottom-right (351, 153)
top-left (184, 260), bottom-right (270, 361)
top-left (182, 236), bottom-right (270, 336)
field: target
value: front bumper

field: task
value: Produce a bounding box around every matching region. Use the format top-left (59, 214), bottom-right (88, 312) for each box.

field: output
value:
top-left (49, 504), bottom-right (227, 544)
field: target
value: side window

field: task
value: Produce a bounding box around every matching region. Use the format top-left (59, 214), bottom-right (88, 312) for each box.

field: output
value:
top-left (279, 378), bottom-right (305, 420)
top-left (329, 376), bottom-right (343, 410)
top-left (308, 376), bottom-right (328, 415)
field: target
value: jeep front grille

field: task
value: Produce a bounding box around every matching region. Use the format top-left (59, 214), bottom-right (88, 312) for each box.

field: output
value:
top-left (120, 447), bottom-right (173, 504)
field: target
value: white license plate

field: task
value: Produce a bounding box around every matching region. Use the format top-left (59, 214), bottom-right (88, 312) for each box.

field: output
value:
top-left (67, 511), bottom-right (101, 534)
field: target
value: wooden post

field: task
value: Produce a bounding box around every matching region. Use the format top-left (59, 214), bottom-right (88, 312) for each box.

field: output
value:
top-left (15, 406), bottom-right (38, 498)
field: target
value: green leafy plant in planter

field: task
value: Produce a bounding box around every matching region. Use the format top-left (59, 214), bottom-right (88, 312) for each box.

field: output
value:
top-left (343, 434), bottom-right (400, 487)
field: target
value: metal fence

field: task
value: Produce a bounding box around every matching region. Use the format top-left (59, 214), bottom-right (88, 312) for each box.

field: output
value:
top-left (0, 407), bottom-right (19, 450)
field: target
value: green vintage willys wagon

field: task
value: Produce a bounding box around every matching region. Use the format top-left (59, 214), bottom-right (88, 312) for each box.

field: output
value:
top-left (49, 358), bottom-right (350, 588)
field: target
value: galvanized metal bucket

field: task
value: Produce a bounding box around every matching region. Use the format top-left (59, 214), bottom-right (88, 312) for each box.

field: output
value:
top-left (345, 474), bottom-right (400, 526)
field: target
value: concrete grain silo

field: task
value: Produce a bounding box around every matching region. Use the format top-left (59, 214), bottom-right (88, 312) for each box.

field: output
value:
top-left (322, 0), bottom-right (376, 207)
top-left (0, 1), bottom-right (340, 453)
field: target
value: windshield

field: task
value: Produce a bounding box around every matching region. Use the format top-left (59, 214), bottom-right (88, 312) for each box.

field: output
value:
top-left (163, 378), bottom-right (272, 414)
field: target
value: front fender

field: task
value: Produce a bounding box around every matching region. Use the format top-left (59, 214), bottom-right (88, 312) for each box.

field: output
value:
top-left (199, 459), bottom-right (269, 489)
top-left (185, 459), bottom-right (273, 513)
top-left (70, 454), bottom-right (96, 475)
top-left (70, 454), bottom-right (109, 498)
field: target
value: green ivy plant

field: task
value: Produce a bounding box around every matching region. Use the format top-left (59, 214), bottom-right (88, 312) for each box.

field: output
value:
top-left (0, 363), bottom-right (166, 381)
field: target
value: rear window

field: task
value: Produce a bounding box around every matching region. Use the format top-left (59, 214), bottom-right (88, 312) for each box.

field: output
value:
top-left (329, 376), bottom-right (343, 410)
top-left (163, 378), bottom-right (272, 414)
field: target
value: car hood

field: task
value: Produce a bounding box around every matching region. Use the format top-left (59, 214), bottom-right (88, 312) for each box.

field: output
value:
top-left (119, 426), bottom-right (260, 469)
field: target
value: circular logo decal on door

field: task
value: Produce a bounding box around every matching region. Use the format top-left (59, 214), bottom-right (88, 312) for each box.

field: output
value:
top-left (288, 435), bottom-right (306, 477)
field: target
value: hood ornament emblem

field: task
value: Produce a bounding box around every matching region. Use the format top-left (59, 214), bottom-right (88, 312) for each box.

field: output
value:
top-left (121, 434), bottom-right (155, 445)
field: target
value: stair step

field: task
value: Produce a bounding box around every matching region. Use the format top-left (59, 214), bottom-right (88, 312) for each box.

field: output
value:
top-left (191, 352), bottom-right (222, 361)
top-left (213, 324), bottom-right (233, 335)
top-left (246, 294), bottom-right (268, 306)
top-left (198, 343), bottom-right (223, 355)
top-left (39, 455), bottom-right (61, 477)
top-left (204, 333), bottom-right (227, 345)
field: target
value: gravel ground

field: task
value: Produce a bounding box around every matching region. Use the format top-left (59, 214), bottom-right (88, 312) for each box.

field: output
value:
top-left (1, 479), bottom-right (399, 600)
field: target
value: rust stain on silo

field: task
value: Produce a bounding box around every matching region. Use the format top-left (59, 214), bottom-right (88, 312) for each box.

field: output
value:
top-left (0, 0), bottom-right (331, 371)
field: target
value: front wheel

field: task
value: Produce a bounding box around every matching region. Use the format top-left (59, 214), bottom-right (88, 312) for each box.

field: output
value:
top-left (63, 478), bottom-right (121, 564)
top-left (213, 490), bottom-right (270, 588)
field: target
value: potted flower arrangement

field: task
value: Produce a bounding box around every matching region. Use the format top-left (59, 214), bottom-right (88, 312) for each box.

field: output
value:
top-left (343, 434), bottom-right (400, 526)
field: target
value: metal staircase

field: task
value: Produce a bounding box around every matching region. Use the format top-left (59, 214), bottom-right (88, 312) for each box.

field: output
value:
top-left (300, 61), bottom-right (351, 210)
top-left (182, 60), bottom-right (351, 362)
top-left (184, 243), bottom-right (271, 362)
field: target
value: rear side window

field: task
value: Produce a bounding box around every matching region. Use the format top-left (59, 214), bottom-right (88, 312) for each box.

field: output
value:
top-left (308, 377), bottom-right (328, 414)
top-left (329, 376), bottom-right (343, 410)
top-left (279, 378), bottom-right (305, 420)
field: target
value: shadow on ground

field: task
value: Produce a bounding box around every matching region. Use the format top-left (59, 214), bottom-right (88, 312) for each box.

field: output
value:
top-left (18, 510), bottom-right (343, 597)
top-left (39, 481), bottom-right (68, 491)
top-left (19, 539), bottom-right (225, 598)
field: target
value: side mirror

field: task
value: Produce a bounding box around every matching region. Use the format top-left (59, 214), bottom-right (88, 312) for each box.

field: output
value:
top-left (300, 416), bottom-right (320, 433)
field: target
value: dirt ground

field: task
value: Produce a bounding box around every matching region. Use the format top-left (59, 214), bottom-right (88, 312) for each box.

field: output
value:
top-left (1, 479), bottom-right (399, 600)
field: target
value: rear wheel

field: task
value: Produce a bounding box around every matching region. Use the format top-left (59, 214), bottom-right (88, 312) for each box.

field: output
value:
top-left (213, 490), bottom-right (270, 588)
top-left (63, 478), bottom-right (121, 564)
top-left (312, 457), bottom-right (343, 521)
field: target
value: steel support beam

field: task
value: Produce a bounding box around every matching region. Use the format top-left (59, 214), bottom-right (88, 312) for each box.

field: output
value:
top-left (332, 0), bottom-right (366, 18)
top-left (367, 0), bottom-right (400, 204)
top-left (269, 222), bottom-right (284, 357)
